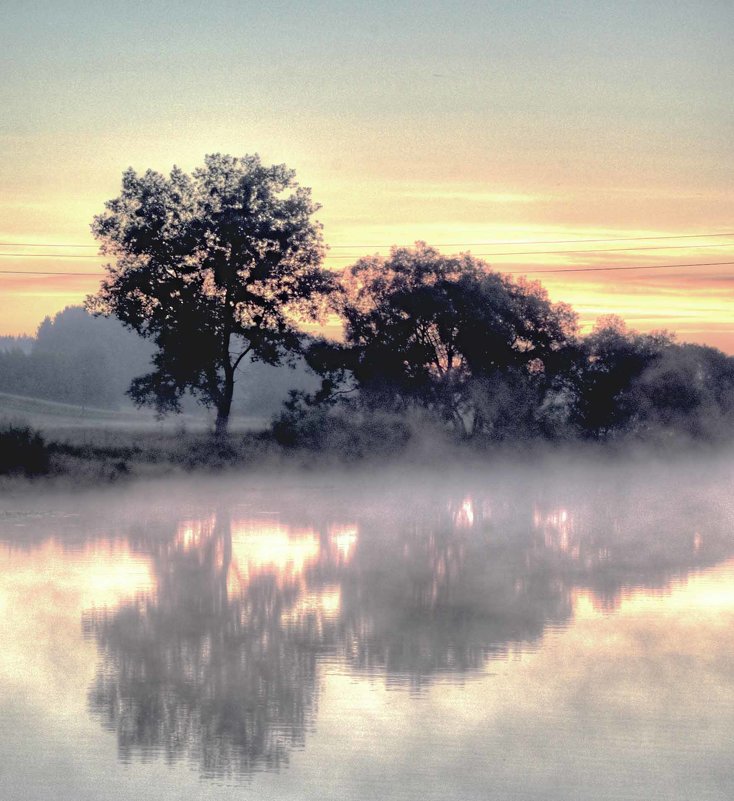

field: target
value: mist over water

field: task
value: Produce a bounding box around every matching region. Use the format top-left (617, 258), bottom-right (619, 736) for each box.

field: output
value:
top-left (2, 450), bottom-right (734, 800)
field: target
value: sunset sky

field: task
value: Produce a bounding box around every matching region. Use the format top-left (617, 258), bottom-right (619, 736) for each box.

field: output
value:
top-left (2, 1), bottom-right (733, 350)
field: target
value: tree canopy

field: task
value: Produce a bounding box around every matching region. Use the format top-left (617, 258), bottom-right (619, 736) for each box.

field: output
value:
top-left (573, 316), bottom-right (734, 441)
top-left (49, 154), bottom-right (734, 448)
top-left (86, 154), bottom-right (332, 434)
top-left (302, 243), bottom-right (578, 437)
top-left (273, 246), bottom-right (734, 449)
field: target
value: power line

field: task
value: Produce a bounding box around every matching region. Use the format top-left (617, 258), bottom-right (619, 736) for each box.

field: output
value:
top-left (0, 253), bottom-right (102, 259)
top-left (326, 242), bottom-right (734, 259)
top-left (2, 241), bottom-right (734, 262)
top-left (330, 232), bottom-right (734, 248)
top-left (0, 242), bottom-right (98, 248)
top-left (3, 230), bottom-right (734, 250)
top-left (505, 260), bottom-right (734, 275)
top-left (2, 260), bottom-right (733, 278)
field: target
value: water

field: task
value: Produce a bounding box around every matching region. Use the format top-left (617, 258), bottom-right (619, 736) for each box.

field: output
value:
top-left (1, 453), bottom-right (733, 800)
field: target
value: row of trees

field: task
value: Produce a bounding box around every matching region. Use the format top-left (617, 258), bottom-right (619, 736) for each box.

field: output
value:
top-left (85, 153), bottom-right (734, 444)
top-left (0, 335), bottom-right (33, 354)
top-left (278, 246), bottom-right (734, 446)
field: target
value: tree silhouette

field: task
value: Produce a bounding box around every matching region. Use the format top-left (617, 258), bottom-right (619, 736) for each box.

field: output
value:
top-left (86, 154), bottom-right (332, 435)
top-left (620, 342), bottom-right (734, 441)
top-left (576, 316), bottom-right (675, 438)
top-left (292, 243), bottom-right (577, 439)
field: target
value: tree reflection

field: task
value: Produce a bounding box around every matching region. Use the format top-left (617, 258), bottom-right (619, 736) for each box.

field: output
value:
top-left (76, 471), bottom-right (734, 777)
top-left (85, 512), bottom-right (321, 776)
top-left (333, 497), bottom-right (572, 686)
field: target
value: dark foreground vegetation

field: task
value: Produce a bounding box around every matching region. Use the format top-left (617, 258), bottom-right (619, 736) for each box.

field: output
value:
top-left (3, 154), bottom-right (733, 482)
top-left (0, 424), bottom-right (50, 477)
top-left (1, 393), bottom-right (732, 486)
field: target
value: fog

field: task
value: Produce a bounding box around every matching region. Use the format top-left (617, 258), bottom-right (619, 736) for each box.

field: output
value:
top-left (2, 449), bottom-right (733, 799)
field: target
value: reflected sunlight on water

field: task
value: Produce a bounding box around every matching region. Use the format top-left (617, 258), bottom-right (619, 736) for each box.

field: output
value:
top-left (572, 557), bottom-right (734, 619)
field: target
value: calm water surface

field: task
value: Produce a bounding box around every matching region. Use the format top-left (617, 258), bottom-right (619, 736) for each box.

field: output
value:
top-left (1, 454), bottom-right (733, 800)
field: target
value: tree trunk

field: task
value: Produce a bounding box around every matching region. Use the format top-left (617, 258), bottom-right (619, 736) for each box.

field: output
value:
top-left (215, 380), bottom-right (233, 437)
top-left (216, 315), bottom-right (235, 438)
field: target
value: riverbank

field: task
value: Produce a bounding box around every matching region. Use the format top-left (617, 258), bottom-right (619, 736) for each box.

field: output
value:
top-left (2, 415), bottom-right (730, 494)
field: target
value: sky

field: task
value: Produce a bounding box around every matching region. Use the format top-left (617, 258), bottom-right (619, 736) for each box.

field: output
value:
top-left (1, 0), bottom-right (733, 350)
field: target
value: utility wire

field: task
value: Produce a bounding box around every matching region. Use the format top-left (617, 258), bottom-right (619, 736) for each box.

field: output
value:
top-left (0, 271), bottom-right (101, 276)
top-left (2, 261), bottom-right (733, 278)
top-left (3, 231), bottom-right (734, 250)
top-left (507, 260), bottom-right (734, 275)
top-left (2, 242), bottom-right (734, 261)
top-left (327, 242), bottom-right (734, 259)
top-left (326, 232), bottom-right (734, 248)
top-left (0, 242), bottom-right (98, 248)
top-left (0, 253), bottom-right (102, 259)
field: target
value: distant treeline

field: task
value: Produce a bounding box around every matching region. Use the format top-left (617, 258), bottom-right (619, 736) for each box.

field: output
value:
top-left (0, 306), bottom-right (317, 415)
top-left (0, 335), bottom-right (34, 354)
top-left (0, 307), bottom-right (152, 408)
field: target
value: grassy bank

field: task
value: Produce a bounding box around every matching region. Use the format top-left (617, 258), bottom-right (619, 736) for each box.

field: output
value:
top-left (0, 391), bottom-right (266, 433)
top-left (2, 391), bottom-right (730, 490)
top-left (0, 393), bottom-right (274, 484)
top-left (0, 423), bottom-right (285, 484)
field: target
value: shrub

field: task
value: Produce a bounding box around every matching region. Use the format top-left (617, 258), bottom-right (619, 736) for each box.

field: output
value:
top-left (272, 398), bottom-right (414, 460)
top-left (0, 423), bottom-right (50, 476)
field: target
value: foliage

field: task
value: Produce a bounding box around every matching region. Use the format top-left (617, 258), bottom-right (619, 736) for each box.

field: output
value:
top-left (0, 423), bottom-right (50, 476)
top-left (4, 213), bottom-right (734, 456)
top-left (0, 335), bottom-right (33, 354)
top-left (618, 342), bottom-right (734, 442)
top-left (300, 243), bottom-right (578, 439)
top-left (0, 305), bottom-right (317, 419)
top-left (572, 316), bottom-right (676, 438)
top-left (272, 391), bottom-right (416, 459)
top-left (280, 255), bottom-right (734, 449)
top-left (87, 154), bottom-right (332, 434)
top-left (233, 353), bottom-right (320, 417)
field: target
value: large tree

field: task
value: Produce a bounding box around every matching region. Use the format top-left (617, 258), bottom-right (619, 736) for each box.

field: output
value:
top-left (317, 243), bottom-right (577, 437)
top-left (86, 154), bottom-right (331, 435)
